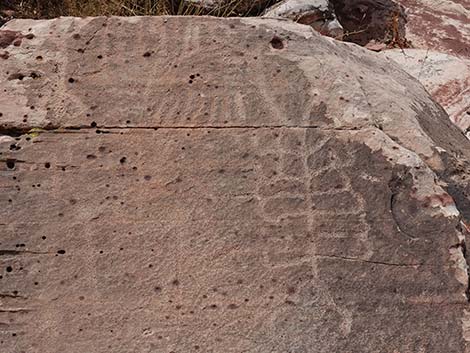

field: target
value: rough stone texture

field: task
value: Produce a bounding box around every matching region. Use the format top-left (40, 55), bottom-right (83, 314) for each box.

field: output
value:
top-left (330, 0), bottom-right (407, 45)
top-left (384, 49), bottom-right (470, 138)
top-left (262, 0), bottom-right (344, 39)
top-left (396, 0), bottom-right (470, 59)
top-left (1, 16), bottom-right (470, 352)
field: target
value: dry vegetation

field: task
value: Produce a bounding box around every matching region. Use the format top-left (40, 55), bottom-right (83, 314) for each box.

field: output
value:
top-left (2, 0), bottom-right (274, 18)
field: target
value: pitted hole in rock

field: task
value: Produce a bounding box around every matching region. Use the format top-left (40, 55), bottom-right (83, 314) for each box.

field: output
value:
top-left (6, 266), bottom-right (12, 273)
top-left (143, 51), bottom-right (152, 57)
top-left (44, 162), bottom-right (50, 169)
top-left (120, 157), bottom-right (127, 164)
top-left (68, 77), bottom-right (75, 84)
top-left (8, 73), bottom-right (25, 81)
top-left (270, 36), bottom-right (285, 50)
top-left (57, 250), bottom-right (66, 255)
top-left (6, 159), bottom-right (15, 169)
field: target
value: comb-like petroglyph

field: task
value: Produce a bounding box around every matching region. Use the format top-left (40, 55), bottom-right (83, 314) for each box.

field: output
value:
top-left (1, 16), bottom-right (470, 352)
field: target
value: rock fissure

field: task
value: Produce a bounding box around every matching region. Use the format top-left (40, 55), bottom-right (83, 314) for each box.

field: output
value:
top-left (389, 191), bottom-right (420, 240)
top-left (313, 254), bottom-right (423, 267)
top-left (456, 221), bottom-right (470, 303)
top-left (0, 249), bottom-right (51, 256)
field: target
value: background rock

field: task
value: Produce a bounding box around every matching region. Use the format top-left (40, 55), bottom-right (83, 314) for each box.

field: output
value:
top-left (262, 0), bottom-right (344, 38)
top-left (395, 0), bottom-right (470, 59)
top-left (1, 16), bottom-right (470, 352)
top-left (331, 0), bottom-right (407, 45)
top-left (384, 49), bottom-right (470, 138)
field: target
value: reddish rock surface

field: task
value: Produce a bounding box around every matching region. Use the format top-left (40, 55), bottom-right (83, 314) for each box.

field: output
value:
top-left (396, 0), bottom-right (470, 59)
top-left (1, 16), bottom-right (470, 353)
top-left (384, 49), bottom-right (470, 137)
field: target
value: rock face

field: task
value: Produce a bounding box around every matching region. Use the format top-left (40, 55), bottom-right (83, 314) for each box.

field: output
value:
top-left (382, 0), bottom-right (470, 139)
top-left (384, 49), bottom-right (470, 138)
top-left (262, 0), bottom-right (344, 39)
top-left (395, 0), bottom-right (470, 59)
top-left (1, 16), bottom-right (470, 352)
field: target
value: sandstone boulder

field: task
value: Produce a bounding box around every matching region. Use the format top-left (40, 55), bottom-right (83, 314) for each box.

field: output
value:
top-left (384, 49), bottom-right (470, 138)
top-left (262, 0), bottom-right (344, 39)
top-left (1, 16), bottom-right (470, 352)
top-left (395, 0), bottom-right (470, 59)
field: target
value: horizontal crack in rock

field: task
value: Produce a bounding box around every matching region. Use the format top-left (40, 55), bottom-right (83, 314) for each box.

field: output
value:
top-left (313, 254), bottom-right (422, 267)
top-left (0, 249), bottom-right (51, 256)
top-left (0, 124), bottom-right (364, 136)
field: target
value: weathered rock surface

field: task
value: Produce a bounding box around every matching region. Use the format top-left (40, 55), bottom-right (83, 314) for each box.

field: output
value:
top-left (396, 0), bottom-right (470, 59)
top-left (1, 16), bottom-right (470, 352)
top-left (262, 0), bottom-right (344, 39)
top-left (384, 49), bottom-right (470, 138)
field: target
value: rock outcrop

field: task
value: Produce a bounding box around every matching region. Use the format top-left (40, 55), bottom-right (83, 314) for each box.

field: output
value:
top-left (262, 0), bottom-right (344, 39)
top-left (1, 16), bottom-right (470, 352)
top-left (384, 49), bottom-right (470, 138)
top-left (395, 0), bottom-right (470, 59)
top-left (381, 0), bottom-right (470, 138)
